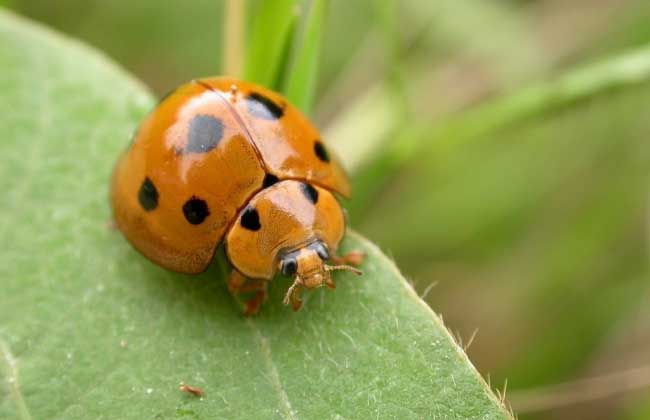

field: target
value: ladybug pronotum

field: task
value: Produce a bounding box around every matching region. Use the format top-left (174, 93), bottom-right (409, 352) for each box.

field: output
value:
top-left (111, 78), bottom-right (363, 314)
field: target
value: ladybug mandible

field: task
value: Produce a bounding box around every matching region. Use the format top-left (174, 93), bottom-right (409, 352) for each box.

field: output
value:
top-left (111, 78), bottom-right (363, 314)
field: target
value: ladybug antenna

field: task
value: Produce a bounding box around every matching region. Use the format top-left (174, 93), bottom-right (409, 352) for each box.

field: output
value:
top-left (324, 264), bottom-right (363, 276)
top-left (283, 276), bottom-right (304, 310)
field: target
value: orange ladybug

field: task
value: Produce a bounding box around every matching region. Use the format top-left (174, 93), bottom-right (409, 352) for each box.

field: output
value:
top-left (111, 78), bottom-right (363, 314)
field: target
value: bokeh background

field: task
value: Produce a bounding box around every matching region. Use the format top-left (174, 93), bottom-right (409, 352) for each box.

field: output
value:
top-left (6, 1), bottom-right (650, 419)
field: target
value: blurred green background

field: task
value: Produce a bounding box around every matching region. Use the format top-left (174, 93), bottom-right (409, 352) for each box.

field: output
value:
top-left (6, 0), bottom-right (650, 418)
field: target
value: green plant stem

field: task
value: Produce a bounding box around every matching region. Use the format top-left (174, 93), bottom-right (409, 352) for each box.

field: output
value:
top-left (284, 0), bottom-right (328, 114)
top-left (243, 0), bottom-right (299, 88)
top-left (223, 0), bottom-right (245, 77)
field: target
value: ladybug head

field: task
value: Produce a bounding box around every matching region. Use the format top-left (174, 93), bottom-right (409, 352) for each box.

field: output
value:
top-left (278, 240), bottom-right (361, 310)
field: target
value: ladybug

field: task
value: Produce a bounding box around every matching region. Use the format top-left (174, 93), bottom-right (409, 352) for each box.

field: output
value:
top-left (111, 78), bottom-right (364, 314)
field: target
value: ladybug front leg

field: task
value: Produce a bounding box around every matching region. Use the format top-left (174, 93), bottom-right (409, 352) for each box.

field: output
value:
top-left (227, 270), bottom-right (268, 316)
top-left (330, 251), bottom-right (365, 267)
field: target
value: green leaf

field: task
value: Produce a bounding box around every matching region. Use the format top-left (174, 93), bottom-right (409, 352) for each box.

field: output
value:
top-left (243, 0), bottom-right (299, 90)
top-left (8, 0), bottom-right (228, 95)
top-left (0, 10), bottom-right (512, 420)
top-left (283, 0), bottom-right (327, 114)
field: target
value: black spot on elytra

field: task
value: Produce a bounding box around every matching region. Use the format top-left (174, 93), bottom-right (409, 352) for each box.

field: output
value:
top-left (246, 92), bottom-right (284, 120)
top-left (301, 183), bottom-right (319, 204)
top-left (262, 174), bottom-right (279, 189)
top-left (185, 114), bottom-right (224, 153)
top-left (182, 197), bottom-right (210, 225)
top-left (314, 140), bottom-right (330, 163)
top-left (240, 206), bottom-right (261, 231)
top-left (138, 177), bottom-right (158, 211)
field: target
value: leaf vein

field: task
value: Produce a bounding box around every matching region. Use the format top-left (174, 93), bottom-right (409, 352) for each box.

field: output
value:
top-left (245, 319), bottom-right (296, 420)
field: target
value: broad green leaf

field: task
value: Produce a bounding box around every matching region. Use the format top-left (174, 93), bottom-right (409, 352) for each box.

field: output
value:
top-left (8, 0), bottom-right (226, 95)
top-left (243, 0), bottom-right (299, 90)
top-left (0, 10), bottom-right (512, 420)
top-left (283, 0), bottom-right (327, 114)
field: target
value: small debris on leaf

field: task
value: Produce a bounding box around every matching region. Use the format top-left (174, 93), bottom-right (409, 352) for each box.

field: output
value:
top-left (179, 382), bottom-right (204, 397)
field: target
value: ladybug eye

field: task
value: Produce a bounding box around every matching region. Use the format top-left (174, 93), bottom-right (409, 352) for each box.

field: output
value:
top-left (281, 259), bottom-right (298, 277)
top-left (315, 243), bottom-right (329, 260)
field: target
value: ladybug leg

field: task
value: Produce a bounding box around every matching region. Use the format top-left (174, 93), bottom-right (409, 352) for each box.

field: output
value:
top-left (227, 270), bottom-right (268, 316)
top-left (227, 270), bottom-right (247, 294)
top-left (330, 251), bottom-right (365, 267)
top-left (242, 282), bottom-right (268, 316)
